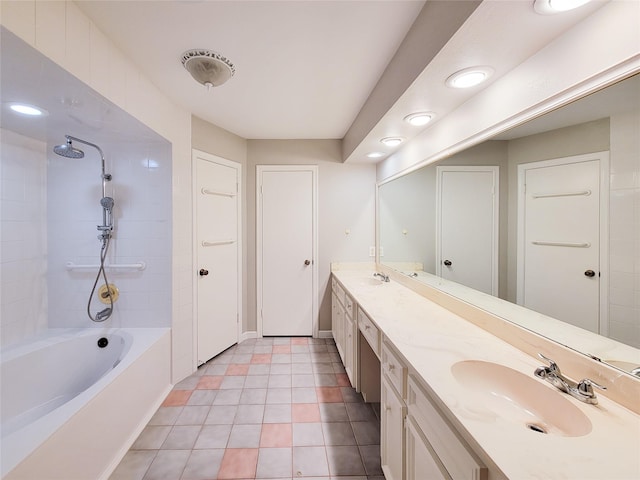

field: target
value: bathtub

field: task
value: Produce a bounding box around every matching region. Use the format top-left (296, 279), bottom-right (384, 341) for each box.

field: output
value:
top-left (1, 328), bottom-right (171, 479)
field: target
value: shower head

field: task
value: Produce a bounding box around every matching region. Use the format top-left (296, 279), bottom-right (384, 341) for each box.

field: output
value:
top-left (53, 138), bottom-right (84, 159)
top-left (100, 196), bottom-right (115, 212)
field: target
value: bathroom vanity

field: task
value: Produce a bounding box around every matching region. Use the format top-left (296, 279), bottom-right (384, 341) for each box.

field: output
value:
top-left (331, 265), bottom-right (640, 480)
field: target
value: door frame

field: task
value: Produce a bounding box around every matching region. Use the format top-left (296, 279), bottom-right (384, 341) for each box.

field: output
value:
top-left (192, 149), bottom-right (243, 366)
top-left (516, 152), bottom-right (609, 335)
top-left (435, 165), bottom-right (500, 295)
top-left (256, 165), bottom-right (319, 338)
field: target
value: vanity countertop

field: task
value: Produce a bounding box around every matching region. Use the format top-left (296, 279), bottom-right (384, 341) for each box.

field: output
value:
top-left (332, 268), bottom-right (640, 480)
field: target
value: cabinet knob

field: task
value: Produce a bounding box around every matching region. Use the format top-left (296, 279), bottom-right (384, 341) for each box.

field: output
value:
top-left (443, 259), bottom-right (452, 267)
top-left (584, 269), bottom-right (596, 277)
top-left (199, 268), bottom-right (209, 276)
top-left (304, 259), bottom-right (311, 266)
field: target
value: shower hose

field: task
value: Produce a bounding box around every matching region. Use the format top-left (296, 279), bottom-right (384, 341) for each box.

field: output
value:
top-left (87, 235), bottom-right (114, 322)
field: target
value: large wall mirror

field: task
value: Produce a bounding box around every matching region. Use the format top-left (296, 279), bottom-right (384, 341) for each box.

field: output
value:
top-left (378, 73), bottom-right (640, 377)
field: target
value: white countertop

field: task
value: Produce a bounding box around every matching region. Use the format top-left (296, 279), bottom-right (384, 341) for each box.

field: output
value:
top-left (332, 269), bottom-right (640, 480)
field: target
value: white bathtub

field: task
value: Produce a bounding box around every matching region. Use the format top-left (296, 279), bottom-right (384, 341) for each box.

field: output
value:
top-left (1, 328), bottom-right (171, 479)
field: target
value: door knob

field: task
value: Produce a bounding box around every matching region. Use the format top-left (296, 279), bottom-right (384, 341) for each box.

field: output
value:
top-left (199, 269), bottom-right (209, 276)
top-left (304, 260), bottom-right (311, 266)
top-left (443, 260), bottom-right (452, 266)
top-left (584, 269), bottom-right (596, 278)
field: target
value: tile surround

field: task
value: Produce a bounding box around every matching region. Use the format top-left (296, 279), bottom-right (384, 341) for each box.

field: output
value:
top-left (110, 337), bottom-right (384, 480)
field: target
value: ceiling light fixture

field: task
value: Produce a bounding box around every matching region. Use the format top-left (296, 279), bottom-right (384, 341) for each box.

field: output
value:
top-left (446, 66), bottom-right (494, 89)
top-left (404, 112), bottom-right (435, 127)
top-left (534, 0), bottom-right (591, 14)
top-left (8, 103), bottom-right (48, 116)
top-left (181, 49), bottom-right (235, 91)
top-left (380, 137), bottom-right (404, 147)
top-left (366, 152), bottom-right (386, 159)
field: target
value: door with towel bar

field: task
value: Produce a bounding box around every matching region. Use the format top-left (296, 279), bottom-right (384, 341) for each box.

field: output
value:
top-left (517, 152), bottom-right (608, 334)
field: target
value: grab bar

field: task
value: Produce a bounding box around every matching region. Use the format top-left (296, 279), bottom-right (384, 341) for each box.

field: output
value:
top-left (66, 261), bottom-right (146, 271)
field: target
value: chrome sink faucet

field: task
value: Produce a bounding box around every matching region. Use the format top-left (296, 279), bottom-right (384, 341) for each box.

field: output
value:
top-left (373, 272), bottom-right (390, 282)
top-left (534, 353), bottom-right (606, 405)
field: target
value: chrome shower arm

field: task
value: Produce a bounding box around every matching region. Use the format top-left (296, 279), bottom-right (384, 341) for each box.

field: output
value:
top-left (64, 135), bottom-right (110, 197)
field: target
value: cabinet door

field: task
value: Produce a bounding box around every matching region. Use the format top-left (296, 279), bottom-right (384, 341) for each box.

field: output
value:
top-left (331, 293), bottom-right (344, 361)
top-left (381, 375), bottom-right (405, 480)
top-left (344, 313), bottom-right (355, 386)
top-left (406, 415), bottom-right (451, 480)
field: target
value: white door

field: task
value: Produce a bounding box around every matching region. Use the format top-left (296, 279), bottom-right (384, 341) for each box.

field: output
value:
top-left (517, 153), bottom-right (607, 334)
top-left (194, 151), bottom-right (241, 365)
top-left (257, 166), bottom-right (317, 337)
top-left (436, 166), bottom-right (499, 295)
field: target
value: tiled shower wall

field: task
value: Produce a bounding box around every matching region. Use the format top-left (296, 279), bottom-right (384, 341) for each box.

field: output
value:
top-left (47, 142), bottom-right (172, 328)
top-left (609, 109), bottom-right (640, 348)
top-left (0, 129), bottom-right (48, 347)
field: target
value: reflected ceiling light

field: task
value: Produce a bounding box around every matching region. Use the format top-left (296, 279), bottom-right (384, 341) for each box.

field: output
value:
top-left (534, 0), bottom-right (591, 14)
top-left (380, 137), bottom-right (404, 147)
top-left (8, 102), bottom-right (48, 116)
top-left (181, 49), bottom-right (235, 90)
top-left (404, 112), bottom-right (435, 127)
top-left (446, 66), bottom-right (494, 89)
top-left (366, 152), bottom-right (386, 159)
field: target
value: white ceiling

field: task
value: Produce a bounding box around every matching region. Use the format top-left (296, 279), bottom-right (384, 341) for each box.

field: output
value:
top-left (77, 0), bottom-right (425, 140)
top-left (76, 0), bottom-right (611, 159)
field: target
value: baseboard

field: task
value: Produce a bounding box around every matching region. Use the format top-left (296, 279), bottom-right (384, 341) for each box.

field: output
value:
top-left (318, 329), bottom-right (334, 339)
top-left (239, 330), bottom-right (258, 343)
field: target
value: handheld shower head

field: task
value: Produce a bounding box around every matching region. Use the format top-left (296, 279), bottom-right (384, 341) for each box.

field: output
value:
top-left (53, 139), bottom-right (84, 159)
top-left (100, 196), bottom-right (115, 213)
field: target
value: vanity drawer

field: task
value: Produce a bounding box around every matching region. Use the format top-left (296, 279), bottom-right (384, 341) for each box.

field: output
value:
top-left (382, 340), bottom-right (407, 398)
top-left (345, 293), bottom-right (354, 319)
top-left (358, 307), bottom-right (380, 358)
top-left (407, 375), bottom-right (487, 480)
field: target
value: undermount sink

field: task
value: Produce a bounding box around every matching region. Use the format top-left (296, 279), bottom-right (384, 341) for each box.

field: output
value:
top-left (451, 360), bottom-right (592, 437)
top-left (361, 277), bottom-right (383, 286)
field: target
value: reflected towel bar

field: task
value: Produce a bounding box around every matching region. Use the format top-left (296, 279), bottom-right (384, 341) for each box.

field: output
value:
top-left (531, 241), bottom-right (591, 248)
top-left (201, 188), bottom-right (236, 197)
top-left (202, 240), bottom-right (236, 247)
top-left (531, 190), bottom-right (591, 199)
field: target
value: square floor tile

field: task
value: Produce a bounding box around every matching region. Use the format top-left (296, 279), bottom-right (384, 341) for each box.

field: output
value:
top-left (315, 373), bottom-right (338, 386)
top-left (360, 444), bottom-right (384, 476)
top-left (272, 353), bottom-right (292, 363)
top-left (220, 375), bottom-right (246, 389)
top-left (341, 386), bottom-right (364, 403)
top-left (256, 447), bottom-right (292, 478)
top-left (228, 424), bottom-right (262, 448)
top-left (253, 345), bottom-right (273, 354)
top-left (196, 376), bottom-right (222, 390)
top-left (217, 448), bottom-right (259, 479)
top-left (186, 390), bottom-right (217, 406)
top-left (205, 405), bottom-right (237, 424)
top-left (175, 406), bottom-right (210, 426)
top-left (292, 374), bottom-right (315, 387)
top-left (266, 388), bottom-right (292, 404)
top-left (213, 389), bottom-right (242, 405)
top-left (251, 353), bottom-right (272, 364)
top-left (292, 387), bottom-right (318, 403)
top-left (316, 387), bottom-right (343, 403)
top-left (148, 406), bottom-right (183, 426)
top-left (272, 345), bottom-right (291, 354)
top-left (142, 449), bottom-right (190, 480)
top-left (231, 353), bottom-right (253, 364)
top-left (194, 424), bottom-right (232, 449)
top-left (240, 387), bottom-right (268, 405)
top-left (263, 404), bottom-right (291, 423)
top-left (270, 363), bottom-right (292, 374)
top-left (162, 425), bottom-right (201, 450)
top-left (322, 422), bottom-right (356, 446)
top-left (292, 446), bottom-right (329, 477)
top-left (352, 420), bottom-right (380, 445)
top-left (326, 445), bottom-right (366, 476)
top-left (235, 404), bottom-right (265, 424)
top-left (180, 449), bottom-right (224, 479)
top-left (244, 375), bottom-right (269, 388)
top-left (204, 364), bottom-right (228, 375)
top-left (162, 390), bottom-right (192, 407)
top-left (260, 423), bottom-right (292, 448)
top-left (346, 402), bottom-right (376, 422)
top-left (312, 362), bottom-right (334, 374)
top-left (132, 426), bottom-right (171, 450)
top-left (291, 363), bottom-right (314, 374)
top-left (109, 450), bottom-right (156, 480)
top-left (226, 363), bottom-right (250, 375)
top-left (269, 374), bottom-right (292, 388)
top-left (291, 345), bottom-right (310, 353)
top-left (292, 422), bottom-right (324, 446)
top-left (291, 338), bottom-right (308, 345)
top-left (248, 364), bottom-right (271, 375)
top-left (291, 403), bottom-right (321, 423)
top-left (319, 403), bottom-right (349, 422)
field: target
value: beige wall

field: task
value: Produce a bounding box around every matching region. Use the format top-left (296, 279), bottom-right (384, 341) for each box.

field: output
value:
top-left (247, 140), bottom-right (376, 333)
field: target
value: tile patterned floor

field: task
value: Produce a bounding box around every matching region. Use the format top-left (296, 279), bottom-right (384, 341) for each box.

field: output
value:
top-left (110, 337), bottom-right (384, 480)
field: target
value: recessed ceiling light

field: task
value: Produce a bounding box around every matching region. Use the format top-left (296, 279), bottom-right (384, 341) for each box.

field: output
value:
top-left (445, 66), bottom-right (494, 89)
top-left (380, 137), bottom-right (404, 147)
top-left (366, 152), bottom-right (386, 159)
top-left (8, 103), bottom-right (48, 116)
top-left (534, 0), bottom-right (591, 14)
top-left (404, 112), bottom-right (435, 127)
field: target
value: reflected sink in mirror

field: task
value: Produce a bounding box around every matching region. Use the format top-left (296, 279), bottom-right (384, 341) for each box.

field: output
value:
top-left (452, 360), bottom-right (592, 437)
top-left (605, 360), bottom-right (640, 377)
